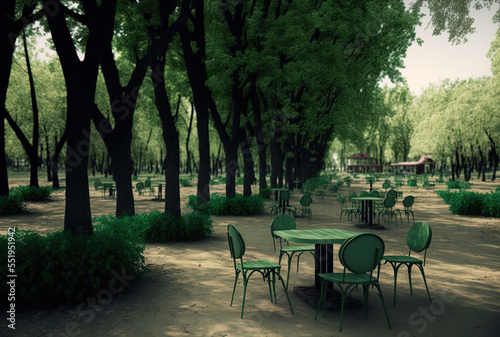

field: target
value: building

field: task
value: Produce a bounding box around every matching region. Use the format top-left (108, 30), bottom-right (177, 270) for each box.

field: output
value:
top-left (390, 154), bottom-right (436, 174)
top-left (347, 153), bottom-right (382, 173)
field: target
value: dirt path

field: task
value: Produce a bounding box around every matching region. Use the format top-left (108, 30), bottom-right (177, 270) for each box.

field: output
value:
top-left (1, 179), bottom-right (500, 337)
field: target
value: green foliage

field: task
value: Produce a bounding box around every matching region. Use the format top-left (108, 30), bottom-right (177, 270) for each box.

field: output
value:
top-left (436, 190), bottom-right (500, 217)
top-left (93, 211), bottom-right (213, 243)
top-left (445, 180), bottom-right (471, 190)
top-left (0, 194), bottom-right (25, 215)
top-left (209, 177), bottom-right (226, 185)
top-left (187, 193), bottom-right (264, 216)
top-left (10, 185), bottom-right (53, 201)
top-left (495, 185), bottom-right (500, 193)
top-left (258, 187), bottom-right (272, 199)
top-left (179, 178), bottom-right (191, 187)
top-left (0, 227), bottom-right (145, 309)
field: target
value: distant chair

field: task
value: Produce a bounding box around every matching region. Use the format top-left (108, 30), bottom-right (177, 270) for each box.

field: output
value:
top-left (300, 195), bottom-right (313, 221)
top-left (136, 182), bottom-right (145, 196)
top-left (338, 194), bottom-right (359, 222)
top-left (144, 178), bottom-right (154, 196)
top-left (378, 197), bottom-right (398, 225)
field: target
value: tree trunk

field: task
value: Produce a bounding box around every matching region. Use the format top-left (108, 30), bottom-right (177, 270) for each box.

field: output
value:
top-left (179, 1), bottom-right (211, 202)
top-left (153, 58), bottom-right (181, 217)
top-left (51, 132), bottom-right (66, 189)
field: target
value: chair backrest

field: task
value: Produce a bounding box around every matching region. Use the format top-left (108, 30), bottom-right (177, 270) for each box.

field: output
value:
top-left (339, 233), bottom-right (385, 274)
top-left (227, 224), bottom-right (246, 260)
top-left (386, 189), bottom-right (397, 199)
top-left (382, 182), bottom-right (390, 189)
top-left (300, 195), bottom-right (312, 207)
top-left (271, 214), bottom-right (297, 236)
top-left (403, 195), bottom-right (414, 208)
top-left (359, 191), bottom-right (370, 197)
top-left (370, 190), bottom-right (380, 197)
top-left (338, 194), bottom-right (346, 204)
top-left (136, 182), bottom-right (144, 190)
top-left (383, 197), bottom-right (396, 208)
top-left (145, 179), bottom-right (152, 188)
top-left (406, 222), bottom-right (432, 253)
top-left (349, 191), bottom-right (357, 201)
top-left (281, 190), bottom-right (290, 201)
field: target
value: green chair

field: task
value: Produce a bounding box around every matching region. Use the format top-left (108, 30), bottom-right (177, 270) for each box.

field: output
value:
top-left (385, 189), bottom-right (398, 200)
top-left (383, 222), bottom-right (432, 306)
top-left (135, 182), bottom-right (145, 196)
top-left (378, 197), bottom-right (398, 225)
top-left (338, 194), bottom-right (359, 222)
top-left (315, 233), bottom-right (391, 332)
top-left (349, 191), bottom-right (359, 208)
top-left (227, 225), bottom-right (294, 318)
top-left (271, 214), bottom-right (315, 289)
top-left (401, 196), bottom-right (415, 224)
top-left (299, 195), bottom-right (313, 221)
top-left (280, 190), bottom-right (297, 217)
top-left (144, 178), bottom-right (155, 196)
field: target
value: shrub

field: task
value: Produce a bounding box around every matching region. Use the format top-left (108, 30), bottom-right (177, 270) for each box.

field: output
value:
top-left (0, 227), bottom-right (145, 310)
top-left (179, 178), bottom-right (191, 187)
top-left (258, 187), bottom-right (272, 199)
top-left (93, 211), bottom-right (213, 243)
top-left (0, 194), bottom-right (25, 215)
top-left (445, 180), bottom-right (471, 190)
top-left (187, 193), bottom-right (264, 216)
top-left (495, 185), bottom-right (500, 193)
top-left (436, 190), bottom-right (500, 218)
top-left (11, 185), bottom-right (52, 201)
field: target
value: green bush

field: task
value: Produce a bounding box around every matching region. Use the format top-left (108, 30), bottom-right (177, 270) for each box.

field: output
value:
top-left (0, 226), bottom-right (145, 309)
top-left (93, 211), bottom-right (213, 243)
top-left (436, 190), bottom-right (500, 218)
top-left (179, 178), bottom-right (191, 187)
top-left (0, 194), bottom-right (25, 215)
top-left (495, 185), bottom-right (500, 193)
top-left (445, 180), bottom-right (471, 190)
top-left (258, 187), bottom-right (272, 199)
top-left (187, 193), bottom-right (264, 216)
top-left (11, 185), bottom-right (52, 201)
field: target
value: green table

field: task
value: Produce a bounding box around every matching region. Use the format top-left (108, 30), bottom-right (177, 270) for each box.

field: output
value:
top-left (351, 196), bottom-right (384, 226)
top-left (273, 228), bottom-right (362, 289)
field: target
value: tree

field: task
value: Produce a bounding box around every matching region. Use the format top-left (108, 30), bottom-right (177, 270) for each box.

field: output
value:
top-left (42, 0), bottom-right (118, 234)
top-left (0, 0), bottom-right (38, 196)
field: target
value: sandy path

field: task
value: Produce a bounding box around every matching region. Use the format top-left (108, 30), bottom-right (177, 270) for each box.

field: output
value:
top-left (1, 179), bottom-right (500, 337)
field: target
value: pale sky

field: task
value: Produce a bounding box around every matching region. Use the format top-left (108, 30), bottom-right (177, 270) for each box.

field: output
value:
top-left (399, 4), bottom-right (499, 95)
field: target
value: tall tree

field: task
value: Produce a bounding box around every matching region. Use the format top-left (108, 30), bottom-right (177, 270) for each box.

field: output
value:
top-left (0, 0), bottom-right (38, 196)
top-left (42, 0), bottom-right (118, 234)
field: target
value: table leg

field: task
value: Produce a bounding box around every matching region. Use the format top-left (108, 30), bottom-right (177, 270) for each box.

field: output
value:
top-left (315, 244), bottom-right (334, 290)
top-left (368, 200), bottom-right (373, 225)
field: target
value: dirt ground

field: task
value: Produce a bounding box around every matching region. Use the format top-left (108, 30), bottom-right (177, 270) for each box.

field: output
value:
top-left (1, 177), bottom-right (500, 337)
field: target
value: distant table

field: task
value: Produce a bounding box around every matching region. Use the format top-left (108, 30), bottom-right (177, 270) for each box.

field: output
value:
top-left (273, 228), bottom-right (362, 289)
top-left (102, 183), bottom-right (115, 198)
top-left (351, 196), bottom-right (384, 227)
top-left (154, 183), bottom-right (165, 201)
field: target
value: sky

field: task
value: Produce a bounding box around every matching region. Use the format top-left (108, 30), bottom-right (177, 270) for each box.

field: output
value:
top-left (397, 4), bottom-right (499, 95)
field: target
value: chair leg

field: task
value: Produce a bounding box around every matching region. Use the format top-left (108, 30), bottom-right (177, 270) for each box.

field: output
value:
top-left (241, 276), bottom-right (248, 319)
top-left (230, 271), bottom-right (240, 307)
top-left (315, 279), bottom-right (328, 320)
top-left (277, 271), bottom-right (294, 315)
top-left (374, 283), bottom-right (391, 329)
top-left (415, 263), bottom-right (432, 303)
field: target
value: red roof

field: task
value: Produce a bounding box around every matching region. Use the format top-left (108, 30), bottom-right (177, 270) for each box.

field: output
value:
top-left (349, 153), bottom-right (374, 159)
top-left (391, 155), bottom-right (436, 166)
